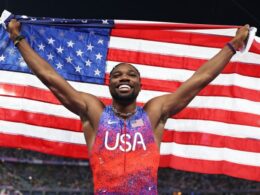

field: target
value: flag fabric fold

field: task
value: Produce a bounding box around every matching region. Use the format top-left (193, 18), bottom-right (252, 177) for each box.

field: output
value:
top-left (0, 12), bottom-right (260, 181)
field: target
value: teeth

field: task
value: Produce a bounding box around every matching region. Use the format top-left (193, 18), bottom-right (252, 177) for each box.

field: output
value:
top-left (119, 85), bottom-right (131, 90)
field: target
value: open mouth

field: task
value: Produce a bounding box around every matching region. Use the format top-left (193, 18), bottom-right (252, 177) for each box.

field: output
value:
top-left (118, 84), bottom-right (132, 92)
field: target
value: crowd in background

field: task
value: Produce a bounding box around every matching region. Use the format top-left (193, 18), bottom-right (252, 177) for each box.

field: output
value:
top-left (0, 148), bottom-right (260, 194)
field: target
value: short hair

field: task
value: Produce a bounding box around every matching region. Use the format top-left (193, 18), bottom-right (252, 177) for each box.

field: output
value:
top-left (109, 63), bottom-right (141, 77)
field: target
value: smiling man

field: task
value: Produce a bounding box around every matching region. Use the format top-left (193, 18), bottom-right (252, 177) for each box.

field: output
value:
top-left (6, 19), bottom-right (249, 194)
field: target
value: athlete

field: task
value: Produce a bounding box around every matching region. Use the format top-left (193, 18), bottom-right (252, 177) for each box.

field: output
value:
top-left (7, 19), bottom-right (249, 194)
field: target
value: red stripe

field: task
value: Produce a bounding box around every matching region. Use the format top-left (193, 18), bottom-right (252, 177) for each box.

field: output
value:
top-left (175, 107), bottom-right (260, 128)
top-left (0, 133), bottom-right (88, 159)
top-left (0, 82), bottom-right (60, 104)
top-left (162, 131), bottom-right (260, 153)
top-left (111, 29), bottom-right (232, 48)
top-left (106, 75), bottom-right (260, 102)
top-left (159, 155), bottom-right (260, 181)
top-left (107, 48), bottom-right (260, 77)
top-left (139, 78), bottom-right (260, 102)
top-left (0, 108), bottom-right (82, 131)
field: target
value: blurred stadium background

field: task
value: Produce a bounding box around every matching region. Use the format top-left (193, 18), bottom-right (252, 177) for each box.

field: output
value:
top-left (1, 0), bottom-right (260, 194)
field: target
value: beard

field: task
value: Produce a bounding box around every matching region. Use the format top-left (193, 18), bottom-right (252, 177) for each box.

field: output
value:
top-left (110, 90), bottom-right (139, 103)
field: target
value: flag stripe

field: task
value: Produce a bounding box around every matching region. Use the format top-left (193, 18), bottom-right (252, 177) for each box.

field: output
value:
top-left (0, 133), bottom-right (88, 159)
top-left (162, 131), bottom-right (260, 153)
top-left (0, 120), bottom-right (85, 144)
top-left (0, 107), bottom-right (81, 131)
top-left (159, 155), bottom-right (260, 181)
top-left (111, 28), bottom-right (232, 48)
top-left (160, 142), bottom-right (260, 167)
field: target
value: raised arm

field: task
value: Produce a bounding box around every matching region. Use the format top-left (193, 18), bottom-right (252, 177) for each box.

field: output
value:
top-left (145, 25), bottom-right (249, 131)
top-left (7, 19), bottom-right (104, 118)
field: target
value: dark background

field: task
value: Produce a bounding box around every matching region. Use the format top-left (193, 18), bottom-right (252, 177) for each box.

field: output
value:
top-left (1, 0), bottom-right (260, 35)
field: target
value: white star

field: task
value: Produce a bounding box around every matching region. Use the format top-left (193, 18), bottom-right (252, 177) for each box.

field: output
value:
top-left (85, 59), bottom-right (92, 67)
top-left (38, 43), bottom-right (45, 51)
top-left (76, 50), bottom-right (84, 57)
top-left (102, 20), bottom-right (109, 24)
top-left (0, 54), bottom-right (5, 62)
top-left (96, 53), bottom-right (103, 60)
top-left (94, 69), bottom-right (101, 76)
top-left (47, 37), bottom-right (55, 45)
top-left (81, 19), bottom-right (88, 23)
top-left (66, 56), bottom-right (73, 63)
top-left (56, 62), bottom-right (63, 69)
top-left (87, 43), bottom-right (94, 51)
top-left (47, 53), bottom-right (54, 60)
top-left (67, 40), bottom-right (75, 48)
top-left (98, 39), bottom-right (104, 44)
top-left (8, 48), bottom-right (16, 55)
top-left (75, 65), bottom-right (82, 73)
top-left (56, 46), bottom-right (64, 54)
top-left (30, 18), bottom-right (37, 21)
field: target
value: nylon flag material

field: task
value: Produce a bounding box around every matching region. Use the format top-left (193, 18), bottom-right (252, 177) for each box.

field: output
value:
top-left (0, 13), bottom-right (260, 182)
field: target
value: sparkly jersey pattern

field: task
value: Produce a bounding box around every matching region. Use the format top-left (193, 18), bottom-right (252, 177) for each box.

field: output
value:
top-left (89, 105), bottom-right (160, 194)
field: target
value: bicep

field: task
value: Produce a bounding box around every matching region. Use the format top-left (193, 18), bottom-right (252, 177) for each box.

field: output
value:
top-left (161, 75), bottom-right (207, 117)
top-left (45, 72), bottom-right (101, 116)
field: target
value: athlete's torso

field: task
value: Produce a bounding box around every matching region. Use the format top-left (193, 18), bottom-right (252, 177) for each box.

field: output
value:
top-left (89, 105), bottom-right (160, 194)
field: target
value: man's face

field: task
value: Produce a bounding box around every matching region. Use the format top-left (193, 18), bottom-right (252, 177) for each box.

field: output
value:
top-left (109, 63), bottom-right (141, 103)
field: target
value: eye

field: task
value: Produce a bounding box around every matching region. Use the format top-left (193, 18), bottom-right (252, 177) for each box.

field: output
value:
top-left (129, 72), bottom-right (137, 77)
top-left (111, 72), bottom-right (121, 78)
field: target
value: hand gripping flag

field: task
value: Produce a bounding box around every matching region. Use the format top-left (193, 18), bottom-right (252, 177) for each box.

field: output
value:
top-left (0, 10), bottom-right (260, 181)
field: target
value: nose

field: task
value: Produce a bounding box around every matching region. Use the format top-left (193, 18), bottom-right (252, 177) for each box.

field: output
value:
top-left (119, 74), bottom-right (130, 81)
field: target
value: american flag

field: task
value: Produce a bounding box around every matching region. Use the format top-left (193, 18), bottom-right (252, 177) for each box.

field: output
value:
top-left (0, 13), bottom-right (260, 181)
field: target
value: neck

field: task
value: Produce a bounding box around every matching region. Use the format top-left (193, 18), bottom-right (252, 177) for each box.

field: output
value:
top-left (112, 101), bottom-right (137, 118)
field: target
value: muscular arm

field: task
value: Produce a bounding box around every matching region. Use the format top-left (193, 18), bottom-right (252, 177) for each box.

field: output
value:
top-left (144, 25), bottom-right (249, 141)
top-left (8, 20), bottom-right (104, 118)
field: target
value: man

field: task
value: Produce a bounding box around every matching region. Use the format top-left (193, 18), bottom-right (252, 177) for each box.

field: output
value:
top-left (7, 19), bottom-right (249, 194)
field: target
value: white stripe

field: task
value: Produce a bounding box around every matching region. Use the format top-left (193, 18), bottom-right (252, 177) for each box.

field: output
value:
top-left (0, 96), bottom-right (79, 119)
top-left (109, 36), bottom-right (260, 65)
top-left (0, 120), bottom-right (85, 144)
top-left (0, 70), bottom-right (111, 97)
top-left (160, 142), bottom-right (260, 167)
top-left (107, 61), bottom-right (260, 91)
top-left (115, 20), bottom-right (178, 25)
top-left (165, 119), bottom-right (260, 139)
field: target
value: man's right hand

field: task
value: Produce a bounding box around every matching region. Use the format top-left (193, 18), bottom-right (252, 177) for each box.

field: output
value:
top-left (7, 19), bottom-right (21, 41)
